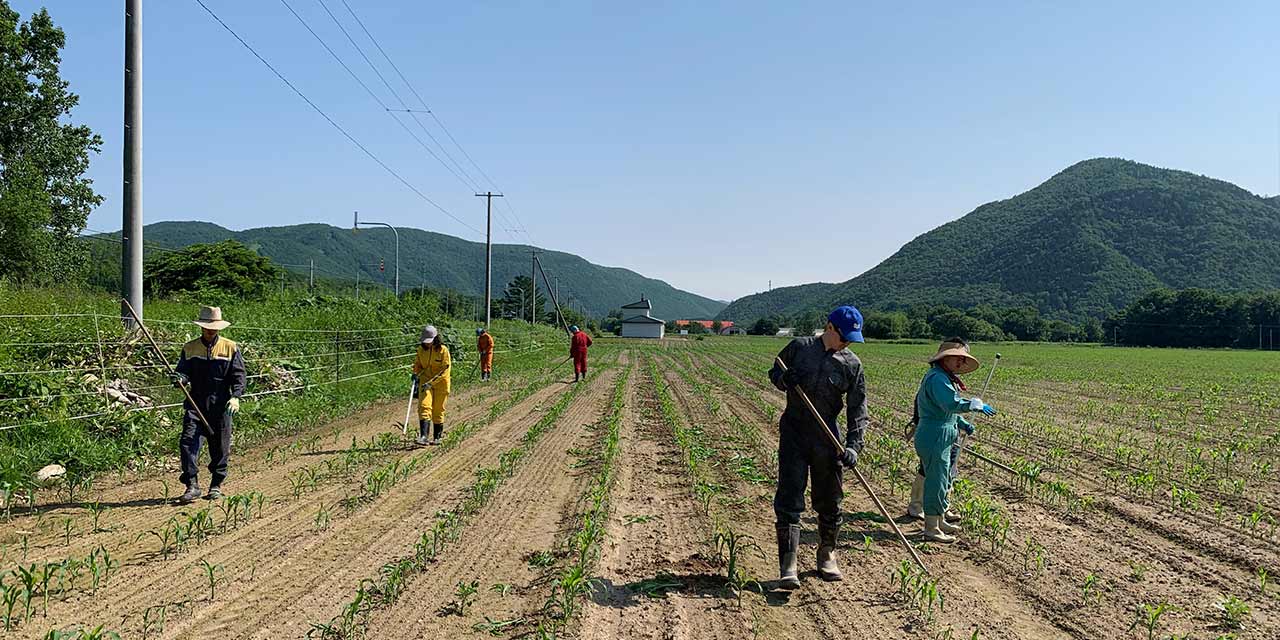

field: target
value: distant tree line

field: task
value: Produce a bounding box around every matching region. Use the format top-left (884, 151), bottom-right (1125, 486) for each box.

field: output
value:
top-left (736, 305), bottom-right (1105, 342)
top-left (1103, 288), bottom-right (1280, 349)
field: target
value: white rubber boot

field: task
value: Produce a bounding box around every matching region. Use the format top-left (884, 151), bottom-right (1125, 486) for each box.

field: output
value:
top-left (906, 474), bottom-right (925, 520)
top-left (938, 517), bottom-right (961, 534)
top-left (923, 516), bottom-right (956, 544)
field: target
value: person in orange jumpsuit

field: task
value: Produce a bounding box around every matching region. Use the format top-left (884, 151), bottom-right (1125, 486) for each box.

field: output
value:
top-left (476, 328), bottom-right (495, 381)
top-left (569, 325), bottom-right (592, 383)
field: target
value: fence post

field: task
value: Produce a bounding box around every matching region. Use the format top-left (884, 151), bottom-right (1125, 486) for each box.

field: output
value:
top-left (334, 329), bottom-right (341, 387)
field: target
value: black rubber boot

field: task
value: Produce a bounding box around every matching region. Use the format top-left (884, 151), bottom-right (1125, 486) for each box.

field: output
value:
top-left (776, 524), bottom-right (801, 590)
top-left (817, 524), bottom-right (843, 581)
top-left (416, 419), bottom-right (429, 445)
top-left (431, 423), bottom-right (444, 445)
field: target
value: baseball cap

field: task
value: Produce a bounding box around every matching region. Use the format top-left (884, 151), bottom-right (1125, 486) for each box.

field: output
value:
top-left (828, 306), bottom-right (864, 343)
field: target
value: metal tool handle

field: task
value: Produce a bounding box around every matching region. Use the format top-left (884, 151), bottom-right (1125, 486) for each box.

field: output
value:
top-left (774, 357), bottom-right (929, 574)
top-left (402, 375), bottom-right (418, 435)
top-left (122, 299), bottom-right (214, 437)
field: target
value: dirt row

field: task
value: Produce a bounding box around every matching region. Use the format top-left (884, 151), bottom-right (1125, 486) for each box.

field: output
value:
top-left (0, 365), bottom-right (575, 638)
top-left (688, 347), bottom-right (1279, 639)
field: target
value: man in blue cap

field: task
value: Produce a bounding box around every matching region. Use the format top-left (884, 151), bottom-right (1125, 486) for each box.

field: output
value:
top-left (767, 305), bottom-right (868, 589)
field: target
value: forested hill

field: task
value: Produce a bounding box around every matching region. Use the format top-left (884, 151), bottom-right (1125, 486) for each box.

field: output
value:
top-left (720, 158), bottom-right (1280, 323)
top-left (93, 222), bottom-right (726, 319)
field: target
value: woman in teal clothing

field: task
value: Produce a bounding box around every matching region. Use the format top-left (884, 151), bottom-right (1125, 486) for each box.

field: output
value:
top-left (914, 338), bottom-right (996, 543)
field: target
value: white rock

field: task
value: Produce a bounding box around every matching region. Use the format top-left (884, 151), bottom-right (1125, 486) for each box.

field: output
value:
top-left (33, 464), bottom-right (66, 487)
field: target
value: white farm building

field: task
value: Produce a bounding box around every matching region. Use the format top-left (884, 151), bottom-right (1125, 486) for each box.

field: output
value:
top-left (619, 296), bottom-right (665, 339)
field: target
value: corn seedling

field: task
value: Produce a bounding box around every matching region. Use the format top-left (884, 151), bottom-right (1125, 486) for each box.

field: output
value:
top-left (198, 558), bottom-right (224, 601)
top-left (314, 502), bottom-right (331, 531)
top-left (87, 501), bottom-right (110, 533)
top-left (61, 518), bottom-right (74, 547)
top-left (1257, 567), bottom-right (1268, 595)
top-left (1216, 594), bottom-right (1249, 629)
top-left (1127, 601), bottom-right (1176, 640)
top-left (444, 579), bottom-right (479, 617)
top-left (489, 582), bottom-right (512, 597)
top-left (142, 604), bottom-right (168, 638)
top-left (1080, 573), bottom-right (1100, 607)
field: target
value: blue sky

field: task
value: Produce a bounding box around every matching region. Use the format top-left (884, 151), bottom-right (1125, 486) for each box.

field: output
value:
top-left (19, 1), bottom-right (1280, 302)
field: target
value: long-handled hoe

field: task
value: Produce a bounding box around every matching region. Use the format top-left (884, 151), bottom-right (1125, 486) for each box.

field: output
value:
top-left (400, 375), bottom-right (418, 435)
top-left (123, 300), bottom-right (216, 441)
top-left (402, 371), bottom-right (447, 436)
top-left (953, 353), bottom-right (1000, 481)
top-left (774, 357), bottom-right (928, 574)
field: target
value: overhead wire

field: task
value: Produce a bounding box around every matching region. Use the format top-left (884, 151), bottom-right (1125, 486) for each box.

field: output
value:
top-left (336, 0), bottom-right (538, 246)
top-left (312, 0), bottom-right (486, 196)
top-left (191, 0), bottom-right (483, 238)
top-left (278, 0), bottom-right (485, 198)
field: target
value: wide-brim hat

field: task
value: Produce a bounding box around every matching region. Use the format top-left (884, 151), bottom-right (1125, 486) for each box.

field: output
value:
top-left (194, 306), bottom-right (231, 331)
top-left (420, 325), bottom-right (439, 344)
top-left (928, 340), bottom-right (980, 374)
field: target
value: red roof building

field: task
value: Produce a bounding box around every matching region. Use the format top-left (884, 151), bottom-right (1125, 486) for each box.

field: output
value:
top-left (674, 320), bottom-right (733, 329)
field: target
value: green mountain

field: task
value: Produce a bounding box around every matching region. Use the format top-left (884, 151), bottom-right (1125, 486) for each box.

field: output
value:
top-left (720, 158), bottom-right (1280, 322)
top-left (91, 222), bottom-right (725, 319)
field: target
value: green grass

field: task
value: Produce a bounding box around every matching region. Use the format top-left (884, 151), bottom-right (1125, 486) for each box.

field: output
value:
top-left (0, 284), bottom-right (566, 505)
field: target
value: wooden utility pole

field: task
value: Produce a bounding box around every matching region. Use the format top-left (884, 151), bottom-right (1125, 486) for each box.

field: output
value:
top-left (476, 192), bottom-right (504, 330)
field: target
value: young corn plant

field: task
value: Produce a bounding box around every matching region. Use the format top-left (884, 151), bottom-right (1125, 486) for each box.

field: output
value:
top-left (198, 558), bottom-right (224, 601)
top-left (1216, 594), bottom-right (1249, 629)
top-left (1128, 601), bottom-right (1176, 640)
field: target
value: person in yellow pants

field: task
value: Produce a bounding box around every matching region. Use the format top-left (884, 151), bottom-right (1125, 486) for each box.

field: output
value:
top-left (412, 325), bottom-right (451, 445)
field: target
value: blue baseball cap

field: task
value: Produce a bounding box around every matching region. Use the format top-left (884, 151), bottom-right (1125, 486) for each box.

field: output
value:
top-left (570, 325), bottom-right (580, 333)
top-left (476, 328), bottom-right (485, 335)
top-left (829, 306), bottom-right (864, 343)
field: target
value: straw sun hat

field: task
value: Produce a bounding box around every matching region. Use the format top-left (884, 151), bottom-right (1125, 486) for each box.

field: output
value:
top-left (928, 339), bottom-right (980, 375)
top-left (193, 306), bottom-right (231, 331)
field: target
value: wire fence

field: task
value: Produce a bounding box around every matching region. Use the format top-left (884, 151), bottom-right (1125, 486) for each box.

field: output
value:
top-left (0, 309), bottom-right (552, 434)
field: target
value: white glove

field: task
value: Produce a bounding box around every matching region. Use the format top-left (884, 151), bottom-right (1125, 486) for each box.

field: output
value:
top-left (968, 397), bottom-right (984, 411)
top-left (227, 397), bottom-right (241, 415)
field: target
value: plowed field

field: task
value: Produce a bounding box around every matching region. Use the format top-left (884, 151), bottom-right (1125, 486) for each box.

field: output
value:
top-left (3, 338), bottom-right (1277, 639)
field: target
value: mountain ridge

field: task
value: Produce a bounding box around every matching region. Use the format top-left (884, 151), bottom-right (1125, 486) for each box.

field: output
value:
top-left (719, 158), bottom-right (1280, 323)
top-left (93, 221), bottom-right (726, 319)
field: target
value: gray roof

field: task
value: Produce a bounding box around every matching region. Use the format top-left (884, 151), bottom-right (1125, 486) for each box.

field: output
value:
top-left (621, 314), bottom-right (664, 324)
top-left (620, 298), bottom-right (652, 310)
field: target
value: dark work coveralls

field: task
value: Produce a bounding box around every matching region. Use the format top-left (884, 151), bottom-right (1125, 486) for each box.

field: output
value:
top-left (768, 336), bottom-right (868, 528)
top-left (176, 335), bottom-right (246, 490)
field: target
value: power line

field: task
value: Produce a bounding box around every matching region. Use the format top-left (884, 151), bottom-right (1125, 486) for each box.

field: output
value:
top-left (191, 0), bottom-right (482, 237)
top-left (314, 0), bottom-right (485, 195)
top-left (336, 0), bottom-right (536, 246)
top-left (278, 0), bottom-right (484, 198)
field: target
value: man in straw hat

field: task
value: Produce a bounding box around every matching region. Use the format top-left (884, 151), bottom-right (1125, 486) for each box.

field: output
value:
top-left (767, 305), bottom-right (868, 589)
top-left (412, 325), bottom-right (451, 445)
top-left (174, 306), bottom-right (246, 503)
top-left (911, 337), bottom-right (996, 543)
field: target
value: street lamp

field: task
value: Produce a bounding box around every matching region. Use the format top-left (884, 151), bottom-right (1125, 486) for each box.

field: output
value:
top-left (353, 210), bottom-right (400, 296)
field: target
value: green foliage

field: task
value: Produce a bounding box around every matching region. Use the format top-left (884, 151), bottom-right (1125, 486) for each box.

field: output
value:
top-left (1106, 288), bottom-right (1280, 348)
top-left (0, 2), bottom-right (103, 285)
top-left (144, 240), bottom-right (281, 299)
top-left (90, 221), bottom-right (725, 319)
top-left (722, 158), bottom-right (1280, 324)
top-left (749, 316), bottom-right (780, 336)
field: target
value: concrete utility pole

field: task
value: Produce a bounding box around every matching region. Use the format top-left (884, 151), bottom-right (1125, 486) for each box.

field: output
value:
top-left (309, 259), bottom-right (315, 292)
top-left (121, 0), bottom-right (143, 327)
top-left (530, 250), bottom-right (539, 324)
top-left (476, 192), bottom-right (504, 329)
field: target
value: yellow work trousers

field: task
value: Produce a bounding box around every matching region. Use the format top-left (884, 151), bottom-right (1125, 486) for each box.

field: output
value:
top-left (418, 386), bottom-right (448, 423)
